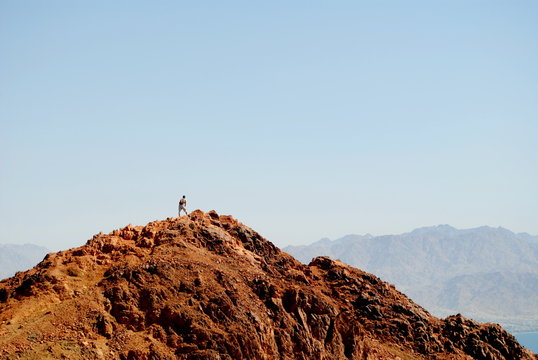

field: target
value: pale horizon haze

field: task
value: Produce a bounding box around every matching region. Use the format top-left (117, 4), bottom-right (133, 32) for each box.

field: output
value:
top-left (1, 1), bottom-right (537, 251)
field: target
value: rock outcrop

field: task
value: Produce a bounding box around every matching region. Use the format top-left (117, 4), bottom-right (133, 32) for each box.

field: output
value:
top-left (0, 211), bottom-right (535, 359)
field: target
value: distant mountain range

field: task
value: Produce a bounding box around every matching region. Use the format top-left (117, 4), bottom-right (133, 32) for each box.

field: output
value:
top-left (283, 225), bottom-right (538, 332)
top-left (0, 244), bottom-right (50, 280)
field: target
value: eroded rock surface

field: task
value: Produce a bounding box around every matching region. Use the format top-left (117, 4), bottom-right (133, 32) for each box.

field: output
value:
top-left (0, 210), bottom-right (535, 359)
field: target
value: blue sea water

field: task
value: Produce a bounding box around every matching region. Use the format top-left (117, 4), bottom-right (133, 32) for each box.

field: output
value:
top-left (515, 332), bottom-right (538, 354)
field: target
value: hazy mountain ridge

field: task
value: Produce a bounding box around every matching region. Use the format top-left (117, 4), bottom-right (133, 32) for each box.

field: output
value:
top-left (0, 244), bottom-right (50, 280)
top-left (283, 225), bottom-right (538, 332)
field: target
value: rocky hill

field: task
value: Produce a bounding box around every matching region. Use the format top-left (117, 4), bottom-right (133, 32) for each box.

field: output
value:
top-left (0, 212), bottom-right (535, 359)
top-left (0, 244), bottom-right (50, 280)
top-left (284, 225), bottom-right (538, 332)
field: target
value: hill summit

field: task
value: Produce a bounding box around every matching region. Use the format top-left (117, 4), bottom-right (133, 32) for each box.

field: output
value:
top-left (0, 211), bottom-right (535, 359)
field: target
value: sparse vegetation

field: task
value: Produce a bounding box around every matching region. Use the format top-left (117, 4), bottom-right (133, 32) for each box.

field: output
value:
top-left (66, 265), bottom-right (82, 277)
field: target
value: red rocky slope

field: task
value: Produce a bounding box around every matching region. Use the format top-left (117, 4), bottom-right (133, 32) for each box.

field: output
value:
top-left (0, 210), bottom-right (535, 359)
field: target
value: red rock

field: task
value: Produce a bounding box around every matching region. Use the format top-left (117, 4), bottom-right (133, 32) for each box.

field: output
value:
top-left (0, 210), bottom-right (535, 359)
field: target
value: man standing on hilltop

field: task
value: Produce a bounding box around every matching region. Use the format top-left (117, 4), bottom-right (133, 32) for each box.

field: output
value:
top-left (178, 195), bottom-right (188, 216)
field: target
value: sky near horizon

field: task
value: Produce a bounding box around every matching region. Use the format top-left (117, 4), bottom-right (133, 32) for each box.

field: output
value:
top-left (1, 1), bottom-right (537, 251)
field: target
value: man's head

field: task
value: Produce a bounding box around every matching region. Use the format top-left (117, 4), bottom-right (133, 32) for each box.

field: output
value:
top-left (183, 195), bottom-right (186, 198)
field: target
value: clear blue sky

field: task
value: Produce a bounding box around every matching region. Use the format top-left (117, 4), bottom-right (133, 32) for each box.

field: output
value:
top-left (1, 1), bottom-right (537, 251)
